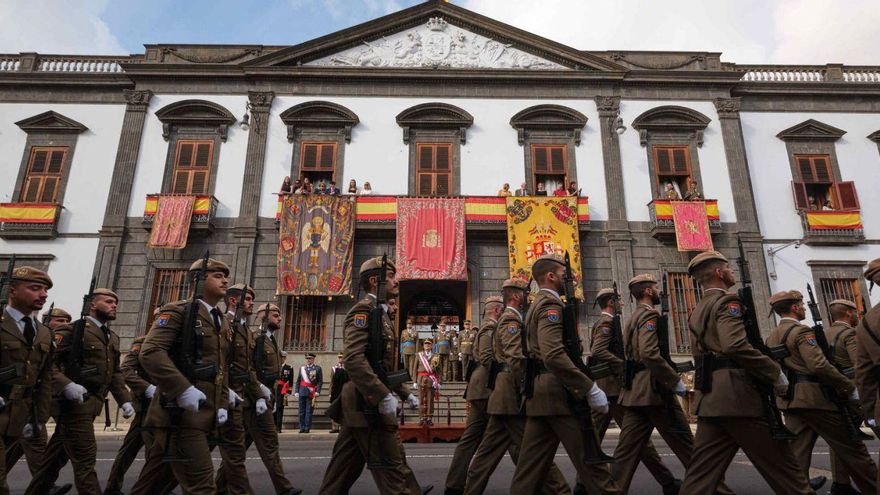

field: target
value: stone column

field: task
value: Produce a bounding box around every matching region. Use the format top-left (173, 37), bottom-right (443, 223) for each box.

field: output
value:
top-left (93, 89), bottom-right (153, 288)
top-left (714, 97), bottom-right (773, 334)
top-left (232, 91), bottom-right (274, 283)
top-left (595, 96), bottom-right (635, 299)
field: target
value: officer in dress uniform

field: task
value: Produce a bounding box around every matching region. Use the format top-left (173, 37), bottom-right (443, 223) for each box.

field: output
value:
top-left (679, 251), bottom-right (815, 494)
top-left (765, 289), bottom-right (876, 493)
top-left (435, 323), bottom-right (452, 382)
top-left (318, 257), bottom-right (426, 495)
top-left (129, 258), bottom-right (232, 495)
top-left (464, 278), bottom-right (571, 495)
top-left (589, 287), bottom-right (680, 494)
top-left (0, 267), bottom-right (58, 495)
top-left (458, 320), bottom-right (476, 381)
top-left (414, 339), bottom-right (439, 425)
top-left (27, 288), bottom-right (134, 495)
top-left (510, 254), bottom-right (620, 495)
top-left (294, 353), bottom-right (322, 433)
top-left (401, 319), bottom-right (419, 382)
top-left (445, 296), bottom-right (502, 495)
top-left (855, 258), bottom-right (880, 491)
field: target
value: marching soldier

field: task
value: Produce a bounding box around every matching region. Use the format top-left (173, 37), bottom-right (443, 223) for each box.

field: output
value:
top-left (765, 289), bottom-right (876, 493)
top-left (0, 267), bottom-right (57, 494)
top-left (679, 252), bottom-right (814, 494)
top-left (401, 319), bottom-right (419, 382)
top-left (445, 296), bottom-right (502, 494)
top-left (318, 257), bottom-right (426, 495)
top-left (856, 258), bottom-right (880, 490)
top-left (589, 288), bottom-right (680, 494)
top-left (294, 353), bottom-right (322, 433)
top-left (435, 322), bottom-right (452, 382)
top-left (414, 339), bottom-right (439, 425)
top-left (510, 254), bottom-right (619, 495)
top-left (464, 279), bottom-right (571, 495)
top-left (27, 287), bottom-right (134, 495)
top-left (459, 320), bottom-right (476, 380)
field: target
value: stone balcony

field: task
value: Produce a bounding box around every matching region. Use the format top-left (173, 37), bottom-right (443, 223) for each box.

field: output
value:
top-left (799, 209), bottom-right (865, 245)
top-left (0, 203), bottom-right (61, 239)
top-left (142, 194), bottom-right (219, 232)
top-left (647, 199), bottom-right (721, 241)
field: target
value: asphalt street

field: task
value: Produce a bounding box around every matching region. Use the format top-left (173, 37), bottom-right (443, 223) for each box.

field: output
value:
top-left (6, 430), bottom-right (874, 494)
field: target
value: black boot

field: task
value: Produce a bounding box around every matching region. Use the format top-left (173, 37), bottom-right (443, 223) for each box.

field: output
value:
top-left (830, 482), bottom-right (862, 495)
top-left (50, 485), bottom-right (74, 495)
top-left (810, 476), bottom-right (828, 491)
top-left (443, 488), bottom-right (459, 495)
top-left (663, 479), bottom-right (683, 495)
top-left (573, 482), bottom-right (588, 495)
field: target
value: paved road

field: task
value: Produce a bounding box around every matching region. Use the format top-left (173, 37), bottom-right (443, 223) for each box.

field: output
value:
top-left (6, 430), bottom-right (874, 494)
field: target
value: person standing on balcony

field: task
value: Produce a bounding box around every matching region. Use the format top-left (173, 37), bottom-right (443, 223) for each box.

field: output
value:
top-left (514, 182), bottom-right (530, 196)
top-left (361, 181), bottom-right (374, 195)
top-left (567, 181), bottom-right (581, 197)
top-left (552, 184), bottom-right (568, 197)
top-left (535, 182), bottom-right (547, 196)
top-left (663, 182), bottom-right (681, 200)
top-left (347, 179), bottom-right (359, 195)
top-left (294, 353), bottom-right (322, 433)
top-left (497, 183), bottom-right (512, 197)
top-left (683, 177), bottom-right (703, 200)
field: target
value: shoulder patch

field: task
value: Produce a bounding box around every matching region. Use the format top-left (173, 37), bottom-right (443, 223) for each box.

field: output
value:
top-left (353, 313), bottom-right (367, 328)
top-left (507, 324), bottom-right (519, 334)
top-left (156, 314), bottom-right (171, 327)
top-left (645, 320), bottom-right (657, 331)
top-left (546, 309), bottom-right (560, 322)
top-left (130, 344), bottom-right (141, 354)
top-left (54, 333), bottom-right (64, 345)
top-left (600, 327), bottom-right (610, 335)
top-left (727, 303), bottom-right (742, 317)
top-left (803, 333), bottom-right (817, 346)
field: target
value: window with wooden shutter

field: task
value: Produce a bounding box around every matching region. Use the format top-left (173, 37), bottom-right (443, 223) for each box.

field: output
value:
top-left (416, 143), bottom-right (452, 196)
top-left (666, 272), bottom-right (702, 353)
top-left (795, 155), bottom-right (832, 184)
top-left (819, 277), bottom-right (864, 314)
top-left (170, 140), bottom-right (213, 195)
top-left (283, 296), bottom-right (327, 351)
top-left (146, 268), bottom-right (191, 333)
top-left (531, 144), bottom-right (567, 193)
top-left (833, 181), bottom-right (860, 210)
top-left (20, 147), bottom-right (68, 204)
top-left (791, 181), bottom-right (809, 210)
top-left (652, 145), bottom-right (692, 197)
top-left (298, 142), bottom-right (337, 186)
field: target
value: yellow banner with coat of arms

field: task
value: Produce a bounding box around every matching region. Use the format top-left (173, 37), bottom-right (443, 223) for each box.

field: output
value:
top-left (505, 197), bottom-right (583, 299)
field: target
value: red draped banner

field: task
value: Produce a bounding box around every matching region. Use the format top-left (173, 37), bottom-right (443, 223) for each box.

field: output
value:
top-left (396, 198), bottom-right (467, 281)
top-left (671, 200), bottom-right (714, 252)
top-left (148, 195), bottom-right (195, 249)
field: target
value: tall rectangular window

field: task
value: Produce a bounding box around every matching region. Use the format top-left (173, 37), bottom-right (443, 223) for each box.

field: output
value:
top-left (819, 277), bottom-right (865, 314)
top-left (21, 147), bottom-right (68, 203)
top-left (653, 145), bottom-right (691, 198)
top-left (299, 141), bottom-right (337, 187)
top-left (416, 143), bottom-right (452, 196)
top-left (791, 154), bottom-right (859, 211)
top-left (146, 269), bottom-right (191, 332)
top-left (666, 272), bottom-right (702, 353)
top-left (283, 296), bottom-right (327, 351)
top-left (531, 144), bottom-right (567, 194)
top-left (171, 140), bottom-right (213, 195)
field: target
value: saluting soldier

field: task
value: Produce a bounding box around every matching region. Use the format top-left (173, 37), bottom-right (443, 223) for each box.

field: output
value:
top-left (589, 288), bottom-right (680, 494)
top-left (0, 267), bottom-right (57, 495)
top-left (401, 319), bottom-right (419, 382)
top-left (459, 320), bottom-right (476, 380)
top-left (464, 279), bottom-right (571, 495)
top-left (445, 296), bottom-right (502, 494)
top-left (765, 289), bottom-right (876, 493)
top-left (318, 257), bottom-right (425, 495)
top-left (435, 322), bottom-right (452, 382)
top-left (27, 287), bottom-right (134, 495)
top-left (414, 339), bottom-right (439, 425)
top-left (131, 258), bottom-right (232, 495)
top-left (510, 254), bottom-right (619, 495)
top-left (679, 252), bottom-right (815, 494)
top-left (856, 258), bottom-right (880, 490)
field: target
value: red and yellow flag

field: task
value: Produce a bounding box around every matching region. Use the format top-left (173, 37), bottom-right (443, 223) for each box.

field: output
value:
top-left (671, 201), bottom-right (714, 252)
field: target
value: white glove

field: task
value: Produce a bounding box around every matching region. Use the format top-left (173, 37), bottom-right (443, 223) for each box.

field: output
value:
top-left (22, 423), bottom-right (38, 439)
top-left (773, 372), bottom-right (790, 396)
top-left (850, 389), bottom-right (860, 402)
top-left (62, 383), bottom-right (88, 404)
top-left (406, 394), bottom-right (419, 410)
top-left (217, 408), bottom-right (228, 426)
top-left (294, 393), bottom-right (300, 399)
top-left (314, 391), bottom-right (319, 397)
top-left (587, 383), bottom-right (609, 414)
top-left (255, 398), bottom-right (268, 416)
top-left (378, 393), bottom-right (399, 419)
top-left (259, 383), bottom-right (272, 399)
top-left (145, 384), bottom-right (156, 400)
top-left (228, 388), bottom-right (243, 408)
top-left (411, 382), bottom-right (418, 390)
top-left (868, 419), bottom-right (877, 428)
top-left (674, 380), bottom-right (687, 397)
top-left (121, 402), bottom-right (135, 418)
top-left (176, 385), bottom-right (206, 413)
top-left (0, 396), bottom-right (5, 410)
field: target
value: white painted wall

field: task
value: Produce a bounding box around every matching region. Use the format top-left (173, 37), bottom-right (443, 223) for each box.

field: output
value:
top-left (127, 94), bottom-right (248, 218)
top-left (741, 112), bottom-right (880, 240)
top-left (618, 100), bottom-right (737, 223)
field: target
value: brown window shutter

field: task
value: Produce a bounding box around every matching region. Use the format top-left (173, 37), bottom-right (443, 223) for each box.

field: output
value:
top-left (796, 157), bottom-right (814, 182)
top-left (194, 143), bottom-right (212, 168)
top-left (533, 146), bottom-right (548, 172)
top-left (550, 147), bottom-right (565, 172)
top-left (30, 150), bottom-right (48, 173)
top-left (834, 181), bottom-right (859, 209)
top-left (672, 148), bottom-right (688, 173)
top-left (436, 174), bottom-right (450, 196)
top-left (418, 145), bottom-right (434, 171)
top-left (22, 178), bottom-right (41, 203)
top-left (436, 145), bottom-right (450, 171)
top-left (319, 144), bottom-right (335, 169)
top-left (301, 144), bottom-right (318, 170)
top-left (47, 150), bottom-right (65, 174)
top-left (791, 181), bottom-right (809, 210)
top-left (813, 157), bottom-right (831, 183)
top-left (177, 142), bottom-right (194, 168)
top-left (418, 174), bottom-right (433, 196)
top-left (172, 171), bottom-right (190, 194)
top-left (656, 148), bottom-right (672, 174)
top-left (39, 178), bottom-right (59, 203)
top-left (191, 171), bottom-right (208, 195)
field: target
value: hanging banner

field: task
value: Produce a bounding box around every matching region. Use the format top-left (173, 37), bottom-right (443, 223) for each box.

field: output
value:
top-left (148, 195), bottom-right (195, 249)
top-left (505, 197), bottom-right (583, 299)
top-left (671, 200), bottom-right (714, 252)
top-left (396, 198), bottom-right (467, 281)
top-left (277, 194), bottom-right (356, 296)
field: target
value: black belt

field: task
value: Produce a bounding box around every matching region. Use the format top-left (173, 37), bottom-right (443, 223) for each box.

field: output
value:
top-left (792, 373), bottom-right (821, 384)
top-left (711, 356), bottom-right (742, 370)
top-left (0, 384), bottom-right (34, 400)
top-left (498, 363), bottom-right (512, 372)
top-left (630, 362), bottom-right (647, 373)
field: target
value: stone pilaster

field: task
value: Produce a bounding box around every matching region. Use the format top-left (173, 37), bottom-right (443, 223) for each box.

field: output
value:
top-left (93, 89), bottom-right (153, 288)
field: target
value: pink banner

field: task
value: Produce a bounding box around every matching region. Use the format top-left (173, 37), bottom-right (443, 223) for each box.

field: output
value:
top-left (672, 200), bottom-right (714, 252)
top-left (396, 198), bottom-right (467, 281)
top-left (148, 195), bottom-right (195, 249)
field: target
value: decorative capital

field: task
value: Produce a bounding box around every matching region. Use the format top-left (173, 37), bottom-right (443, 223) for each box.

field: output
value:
top-left (123, 89), bottom-right (153, 109)
top-left (713, 97), bottom-right (741, 118)
top-left (247, 91), bottom-right (275, 111)
top-left (594, 96), bottom-right (620, 117)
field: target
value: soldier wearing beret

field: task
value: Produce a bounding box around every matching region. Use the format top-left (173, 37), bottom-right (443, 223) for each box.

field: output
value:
top-left (464, 279), bottom-right (571, 495)
top-left (458, 320), bottom-right (476, 382)
top-left (27, 286), bottom-right (134, 495)
top-left (0, 267), bottom-right (58, 494)
top-left (445, 296), bottom-right (503, 494)
top-left (679, 252), bottom-right (813, 494)
top-left (510, 255), bottom-right (619, 495)
top-left (434, 322), bottom-right (453, 382)
top-left (589, 287), bottom-right (680, 494)
top-left (318, 257), bottom-right (425, 495)
top-left (400, 319), bottom-right (419, 385)
top-left (856, 258), bottom-right (880, 491)
top-left (766, 289), bottom-right (877, 493)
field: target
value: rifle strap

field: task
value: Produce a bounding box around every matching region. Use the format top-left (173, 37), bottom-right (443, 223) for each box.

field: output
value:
top-left (861, 316), bottom-right (880, 349)
top-left (778, 323), bottom-right (799, 359)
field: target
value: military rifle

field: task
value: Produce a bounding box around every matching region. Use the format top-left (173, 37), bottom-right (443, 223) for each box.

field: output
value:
top-left (522, 277), bottom-right (537, 401)
top-left (562, 252), bottom-right (614, 464)
top-left (41, 302), bottom-right (54, 327)
top-left (657, 272), bottom-right (695, 434)
top-left (736, 239), bottom-right (796, 440)
top-left (66, 277), bottom-right (99, 394)
top-left (0, 256), bottom-right (24, 411)
top-left (227, 288), bottom-right (250, 387)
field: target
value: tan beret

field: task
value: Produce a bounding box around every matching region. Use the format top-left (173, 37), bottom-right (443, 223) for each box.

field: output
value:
top-left (829, 299), bottom-right (857, 310)
top-left (337, 353), bottom-right (344, 358)
top-left (533, 254), bottom-right (565, 267)
top-left (47, 307), bottom-right (71, 320)
top-left (595, 288), bottom-right (616, 301)
top-left (359, 257), bottom-right (397, 277)
top-left (687, 251), bottom-right (729, 275)
top-left (628, 273), bottom-right (658, 289)
top-left (484, 295), bottom-right (504, 305)
top-left (188, 258), bottom-right (230, 276)
top-left (865, 258), bottom-right (880, 281)
top-left (228, 283), bottom-right (255, 298)
top-left (502, 278), bottom-right (528, 290)
top-left (256, 303), bottom-right (281, 314)
top-left (92, 288), bottom-right (119, 302)
top-left (11, 266), bottom-right (52, 289)
top-left (768, 290), bottom-right (803, 306)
